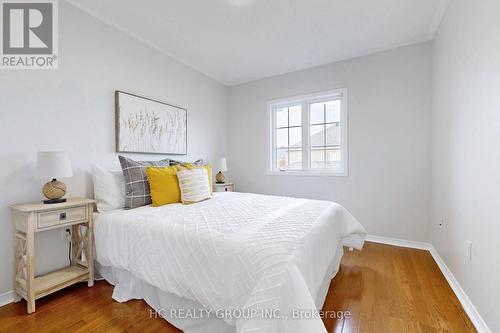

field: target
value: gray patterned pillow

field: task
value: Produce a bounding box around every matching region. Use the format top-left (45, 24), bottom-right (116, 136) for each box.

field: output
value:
top-left (118, 156), bottom-right (169, 209)
top-left (169, 159), bottom-right (204, 166)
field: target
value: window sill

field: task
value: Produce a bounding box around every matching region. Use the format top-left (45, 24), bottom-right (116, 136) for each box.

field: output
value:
top-left (266, 170), bottom-right (348, 177)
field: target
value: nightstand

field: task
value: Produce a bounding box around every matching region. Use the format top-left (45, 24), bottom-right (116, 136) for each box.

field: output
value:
top-left (213, 182), bottom-right (235, 192)
top-left (10, 198), bottom-right (95, 314)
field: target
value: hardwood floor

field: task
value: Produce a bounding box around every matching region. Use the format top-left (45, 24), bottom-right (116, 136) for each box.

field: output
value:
top-left (0, 242), bottom-right (476, 333)
top-left (322, 242), bottom-right (476, 333)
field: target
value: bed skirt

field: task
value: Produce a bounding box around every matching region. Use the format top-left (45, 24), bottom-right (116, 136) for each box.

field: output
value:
top-left (96, 242), bottom-right (344, 333)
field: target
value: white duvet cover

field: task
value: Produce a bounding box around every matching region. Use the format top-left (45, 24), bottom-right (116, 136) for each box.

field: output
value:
top-left (94, 192), bottom-right (366, 333)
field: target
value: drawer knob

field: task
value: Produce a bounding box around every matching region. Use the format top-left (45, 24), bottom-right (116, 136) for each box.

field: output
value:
top-left (59, 212), bottom-right (66, 220)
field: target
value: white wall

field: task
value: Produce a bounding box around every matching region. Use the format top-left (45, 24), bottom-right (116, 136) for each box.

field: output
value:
top-left (432, 0), bottom-right (500, 331)
top-left (0, 1), bottom-right (228, 296)
top-left (228, 42), bottom-right (433, 241)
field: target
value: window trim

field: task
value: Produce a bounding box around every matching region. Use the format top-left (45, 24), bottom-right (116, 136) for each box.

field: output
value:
top-left (267, 88), bottom-right (348, 177)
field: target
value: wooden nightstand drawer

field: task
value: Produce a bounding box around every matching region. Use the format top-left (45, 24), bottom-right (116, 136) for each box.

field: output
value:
top-left (213, 182), bottom-right (235, 192)
top-left (37, 206), bottom-right (87, 230)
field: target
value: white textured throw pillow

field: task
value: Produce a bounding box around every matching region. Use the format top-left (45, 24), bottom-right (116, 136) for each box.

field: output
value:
top-left (91, 164), bottom-right (126, 212)
top-left (176, 168), bottom-right (211, 204)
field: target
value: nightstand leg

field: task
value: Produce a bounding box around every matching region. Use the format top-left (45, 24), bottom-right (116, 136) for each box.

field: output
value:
top-left (12, 233), bottom-right (23, 304)
top-left (27, 296), bottom-right (35, 314)
top-left (26, 213), bottom-right (35, 314)
top-left (87, 204), bottom-right (94, 287)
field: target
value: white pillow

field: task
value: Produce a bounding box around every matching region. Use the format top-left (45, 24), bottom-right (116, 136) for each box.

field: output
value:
top-left (91, 164), bottom-right (125, 212)
top-left (176, 168), bottom-right (211, 204)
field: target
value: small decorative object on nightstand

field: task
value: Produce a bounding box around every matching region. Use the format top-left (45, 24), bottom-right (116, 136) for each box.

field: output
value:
top-left (213, 182), bottom-right (235, 192)
top-left (37, 151), bottom-right (73, 204)
top-left (215, 157), bottom-right (228, 184)
top-left (10, 198), bottom-right (95, 314)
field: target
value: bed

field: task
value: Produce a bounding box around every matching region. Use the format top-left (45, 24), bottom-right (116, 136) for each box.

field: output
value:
top-left (93, 191), bottom-right (366, 333)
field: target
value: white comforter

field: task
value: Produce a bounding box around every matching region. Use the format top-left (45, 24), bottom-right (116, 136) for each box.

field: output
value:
top-left (94, 192), bottom-right (366, 333)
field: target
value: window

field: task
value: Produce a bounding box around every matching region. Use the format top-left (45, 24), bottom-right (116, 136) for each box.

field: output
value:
top-left (268, 89), bottom-right (348, 176)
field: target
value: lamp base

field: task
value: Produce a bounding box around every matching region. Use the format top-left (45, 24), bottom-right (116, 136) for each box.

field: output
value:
top-left (42, 178), bottom-right (67, 204)
top-left (43, 198), bottom-right (67, 204)
top-left (215, 171), bottom-right (225, 184)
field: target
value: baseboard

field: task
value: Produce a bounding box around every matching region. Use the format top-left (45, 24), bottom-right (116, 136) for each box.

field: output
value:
top-left (365, 234), bottom-right (431, 250)
top-left (0, 290), bottom-right (14, 308)
top-left (367, 234), bottom-right (491, 333)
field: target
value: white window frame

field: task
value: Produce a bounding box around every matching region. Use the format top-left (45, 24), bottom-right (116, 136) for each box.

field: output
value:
top-left (267, 88), bottom-right (348, 176)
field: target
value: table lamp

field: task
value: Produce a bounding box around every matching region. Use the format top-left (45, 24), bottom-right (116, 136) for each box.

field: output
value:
top-left (37, 151), bottom-right (73, 204)
top-left (216, 158), bottom-right (228, 184)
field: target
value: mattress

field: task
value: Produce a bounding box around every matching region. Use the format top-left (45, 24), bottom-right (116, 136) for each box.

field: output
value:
top-left (94, 192), bottom-right (366, 333)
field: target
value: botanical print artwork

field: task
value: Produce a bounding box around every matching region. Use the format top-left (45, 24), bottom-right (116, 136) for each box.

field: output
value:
top-left (116, 92), bottom-right (187, 154)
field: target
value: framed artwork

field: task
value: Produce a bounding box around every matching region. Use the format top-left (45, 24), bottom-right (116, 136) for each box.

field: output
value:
top-left (115, 91), bottom-right (187, 155)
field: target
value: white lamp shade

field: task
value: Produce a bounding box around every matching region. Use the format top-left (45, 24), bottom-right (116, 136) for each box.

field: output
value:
top-left (37, 151), bottom-right (73, 180)
top-left (219, 158), bottom-right (228, 172)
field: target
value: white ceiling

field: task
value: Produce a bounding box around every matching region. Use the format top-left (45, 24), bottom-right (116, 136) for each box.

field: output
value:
top-left (68, 0), bottom-right (449, 86)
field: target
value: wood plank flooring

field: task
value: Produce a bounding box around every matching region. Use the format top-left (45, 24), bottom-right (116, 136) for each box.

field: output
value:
top-left (0, 242), bottom-right (476, 333)
top-left (322, 242), bottom-right (476, 333)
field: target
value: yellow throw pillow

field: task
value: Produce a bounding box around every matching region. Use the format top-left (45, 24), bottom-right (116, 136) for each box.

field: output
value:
top-left (176, 168), bottom-right (211, 204)
top-left (181, 163), bottom-right (213, 192)
top-left (146, 166), bottom-right (181, 206)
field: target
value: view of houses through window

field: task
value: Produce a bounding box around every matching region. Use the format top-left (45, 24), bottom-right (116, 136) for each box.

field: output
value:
top-left (270, 89), bottom-right (347, 175)
top-left (309, 100), bottom-right (341, 169)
